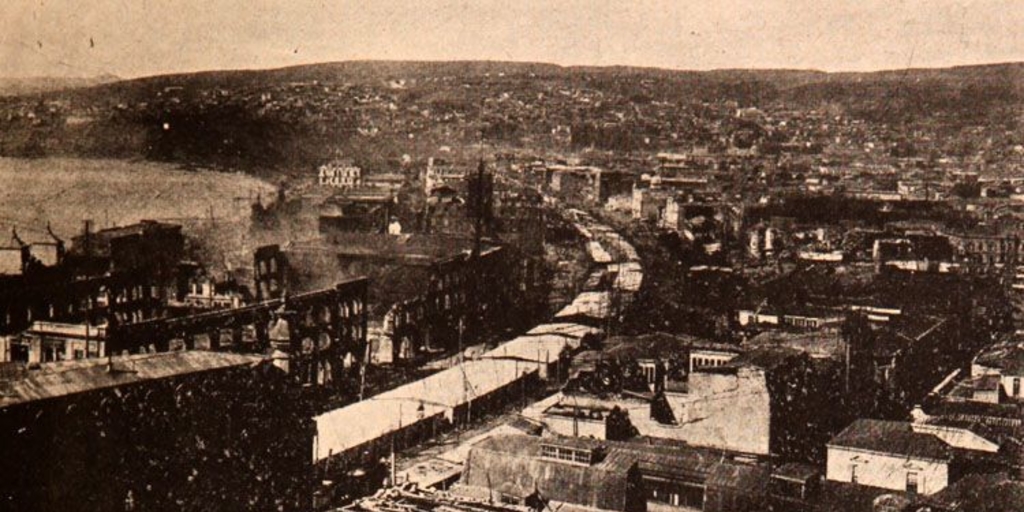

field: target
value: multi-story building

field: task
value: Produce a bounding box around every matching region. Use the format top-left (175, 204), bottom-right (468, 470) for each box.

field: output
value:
top-left (1, 221), bottom-right (186, 337)
top-left (0, 351), bottom-right (312, 512)
top-left (0, 321), bottom-right (107, 363)
top-left (425, 157), bottom-right (465, 194)
top-left (256, 235), bottom-right (538, 365)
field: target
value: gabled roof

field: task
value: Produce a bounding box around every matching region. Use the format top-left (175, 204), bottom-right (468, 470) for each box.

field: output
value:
top-left (828, 419), bottom-right (951, 461)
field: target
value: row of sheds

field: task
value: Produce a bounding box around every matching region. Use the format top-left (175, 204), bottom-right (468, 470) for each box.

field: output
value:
top-left (313, 211), bottom-right (643, 477)
top-left (313, 322), bottom-right (600, 467)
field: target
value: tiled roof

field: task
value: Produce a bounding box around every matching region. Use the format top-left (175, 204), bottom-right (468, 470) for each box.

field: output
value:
top-left (828, 419), bottom-right (951, 461)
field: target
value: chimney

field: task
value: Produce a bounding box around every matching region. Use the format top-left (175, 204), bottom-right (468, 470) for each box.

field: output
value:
top-left (909, 405), bottom-right (929, 423)
top-left (82, 219), bottom-right (93, 256)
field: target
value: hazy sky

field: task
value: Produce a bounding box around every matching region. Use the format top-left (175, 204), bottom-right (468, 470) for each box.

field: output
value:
top-left (2, 0), bottom-right (1023, 78)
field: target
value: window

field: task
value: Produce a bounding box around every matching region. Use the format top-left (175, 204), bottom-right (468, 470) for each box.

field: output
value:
top-left (906, 472), bottom-right (918, 494)
top-left (499, 494), bottom-right (521, 505)
top-left (540, 445), bottom-right (558, 460)
top-left (654, 479), bottom-right (697, 505)
top-left (850, 464), bottom-right (858, 483)
top-left (1014, 378), bottom-right (1021, 397)
top-left (573, 450), bottom-right (590, 464)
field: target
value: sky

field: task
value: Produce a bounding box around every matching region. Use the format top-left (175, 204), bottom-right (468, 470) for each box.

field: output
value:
top-left (1, 0), bottom-right (1023, 78)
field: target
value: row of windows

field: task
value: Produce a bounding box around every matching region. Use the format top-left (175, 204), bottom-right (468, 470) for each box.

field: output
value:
top-left (540, 445), bottom-right (593, 465)
top-left (692, 356), bottom-right (728, 369)
top-left (648, 480), bottom-right (704, 509)
top-left (785, 317), bottom-right (824, 328)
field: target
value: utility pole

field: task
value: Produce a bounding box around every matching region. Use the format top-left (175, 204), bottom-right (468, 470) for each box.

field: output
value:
top-left (458, 317), bottom-right (465, 364)
top-left (390, 403), bottom-right (401, 487)
top-left (572, 394), bottom-right (579, 437)
top-left (472, 158), bottom-right (486, 260)
top-left (359, 339), bottom-right (370, 401)
top-left (845, 330), bottom-right (851, 394)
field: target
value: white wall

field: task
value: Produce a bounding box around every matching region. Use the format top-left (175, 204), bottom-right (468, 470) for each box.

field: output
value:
top-left (826, 446), bottom-right (948, 495)
top-left (688, 350), bottom-right (737, 373)
top-left (971, 363), bottom-right (1024, 401)
top-left (1001, 374), bottom-right (1024, 400)
top-left (543, 414), bottom-right (607, 439)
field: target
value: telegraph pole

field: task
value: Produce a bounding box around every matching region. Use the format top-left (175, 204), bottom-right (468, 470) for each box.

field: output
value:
top-left (472, 158), bottom-right (485, 259)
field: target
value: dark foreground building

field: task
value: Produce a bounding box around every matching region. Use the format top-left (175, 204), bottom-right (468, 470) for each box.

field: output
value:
top-left (0, 351), bottom-right (312, 512)
top-left (456, 434), bottom-right (771, 512)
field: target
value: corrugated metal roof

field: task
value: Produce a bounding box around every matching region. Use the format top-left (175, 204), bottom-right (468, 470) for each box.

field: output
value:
top-left (0, 351), bottom-right (266, 408)
top-left (314, 359), bottom-right (536, 461)
top-left (383, 359), bottom-right (536, 409)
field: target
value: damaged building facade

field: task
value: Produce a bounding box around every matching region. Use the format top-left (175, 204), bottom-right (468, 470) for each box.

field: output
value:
top-left (255, 234), bottom-right (544, 364)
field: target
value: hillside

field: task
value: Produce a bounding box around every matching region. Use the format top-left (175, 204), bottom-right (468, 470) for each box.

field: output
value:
top-left (0, 74), bottom-right (120, 97)
top-left (0, 60), bottom-right (1019, 171)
